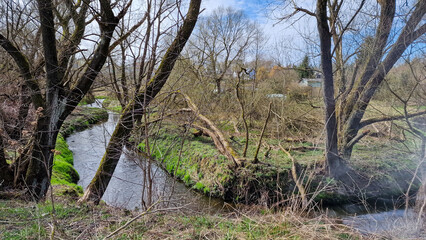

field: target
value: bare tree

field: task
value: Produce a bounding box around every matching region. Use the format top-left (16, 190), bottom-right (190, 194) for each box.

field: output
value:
top-left (0, 0), bottom-right (130, 200)
top-left (80, 0), bottom-right (202, 204)
top-left (188, 7), bottom-right (256, 94)
top-left (280, 0), bottom-right (426, 179)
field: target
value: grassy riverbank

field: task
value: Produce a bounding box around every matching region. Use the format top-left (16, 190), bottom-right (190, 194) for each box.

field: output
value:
top-left (140, 120), bottom-right (421, 206)
top-left (0, 197), bottom-right (364, 239)
top-left (60, 107), bottom-right (108, 138)
top-left (51, 106), bottom-right (109, 195)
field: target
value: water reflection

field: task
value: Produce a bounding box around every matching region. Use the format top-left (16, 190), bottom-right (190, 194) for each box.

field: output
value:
top-left (68, 105), bottom-right (224, 211)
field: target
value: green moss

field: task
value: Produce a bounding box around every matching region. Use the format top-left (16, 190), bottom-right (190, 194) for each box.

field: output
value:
top-left (51, 134), bottom-right (82, 195)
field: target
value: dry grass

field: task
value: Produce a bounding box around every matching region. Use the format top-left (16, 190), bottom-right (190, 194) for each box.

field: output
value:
top-left (0, 194), bottom-right (374, 240)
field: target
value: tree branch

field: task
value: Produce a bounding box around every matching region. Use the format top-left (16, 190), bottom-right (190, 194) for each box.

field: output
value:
top-left (0, 34), bottom-right (44, 108)
top-left (346, 130), bottom-right (370, 149)
top-left (360, 110), bottom-right (426, 129)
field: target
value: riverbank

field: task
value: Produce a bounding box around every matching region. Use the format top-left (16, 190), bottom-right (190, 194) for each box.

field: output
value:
top-left (0, 197), bottom-right (364, 239)
top-left (140, 121), bottom-right (421, 208)
top-left (51, 106), bottom-right (108, 195)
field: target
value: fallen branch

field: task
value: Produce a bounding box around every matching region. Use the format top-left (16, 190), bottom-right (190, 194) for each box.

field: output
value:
top-left (289, 146), bottom-right (323, 152)
top-left (359, 110), bottom-right (426, 128)
top-left (179, 93), bottom-right (241, 167)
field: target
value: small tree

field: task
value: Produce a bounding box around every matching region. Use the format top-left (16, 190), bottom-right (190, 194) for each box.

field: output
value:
top-left (296, 55), bottom-right (314, 79)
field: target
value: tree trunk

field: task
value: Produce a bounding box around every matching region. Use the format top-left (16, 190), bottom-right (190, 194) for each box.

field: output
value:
top-left (338, 0), bottom-right (426, 162)
top-left (25, 114), bottom-right (61, 199)
top-left (23, 0), bottom-right (61, 200)
top-left (80, 0), bottom-right (202, 204)
top-left (0, 134), bottom-right (13, 189)
top-left (316, 0), bottom-right (346, 178)
top-left (216, 79), bottom-right (222, 94)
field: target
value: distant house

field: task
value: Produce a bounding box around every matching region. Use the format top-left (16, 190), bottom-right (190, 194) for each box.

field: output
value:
top-left (300, 73), bottom-right (323, 88)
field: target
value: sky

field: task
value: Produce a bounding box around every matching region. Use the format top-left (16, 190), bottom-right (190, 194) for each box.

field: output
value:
top-left (199, 0), bottom-right (426, 66)
top-left (200, 0), bottom-right (319, 66)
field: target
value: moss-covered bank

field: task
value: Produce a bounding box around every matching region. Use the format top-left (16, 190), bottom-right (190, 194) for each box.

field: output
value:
top-left (51, 134), bottom-right (82, 195)
top-left (52, 107), bottom-right (108, 195)
top-left (60, 107), bottom-right (108, 138)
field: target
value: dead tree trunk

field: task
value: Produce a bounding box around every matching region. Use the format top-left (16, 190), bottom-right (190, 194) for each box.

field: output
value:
top-left (180, 93), bottom-right (242, 167)
top-left (80, 0), bottom-right (202, 204)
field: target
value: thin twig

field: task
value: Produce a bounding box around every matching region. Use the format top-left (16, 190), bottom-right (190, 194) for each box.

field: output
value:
top-left (254, 102), bottom-right (272, 163)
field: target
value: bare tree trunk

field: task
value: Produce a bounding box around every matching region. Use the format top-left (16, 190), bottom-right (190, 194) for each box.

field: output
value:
top-left (80, 0), bottom-right (202, 204)
top-left (25, 116), bottom-right (60, 198)
top-left (216, 79), bottom-right (222, 94)
top-left (23, 0), bottom-right (61, 199)
top-left (316, 0), bottom-right (345, 178)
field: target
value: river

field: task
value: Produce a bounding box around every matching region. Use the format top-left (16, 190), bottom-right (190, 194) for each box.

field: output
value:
top-left (67, 100), bottom-right (223, 211)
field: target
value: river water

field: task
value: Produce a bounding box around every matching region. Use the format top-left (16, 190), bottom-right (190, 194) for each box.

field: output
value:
top-left (67, 100), bottom-right (223, 211)
top-left (67, 101), bottom-right (424, 237)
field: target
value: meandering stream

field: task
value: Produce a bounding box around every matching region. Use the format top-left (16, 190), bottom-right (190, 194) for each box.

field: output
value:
top-left (67, 100), bottom-right (424, 237)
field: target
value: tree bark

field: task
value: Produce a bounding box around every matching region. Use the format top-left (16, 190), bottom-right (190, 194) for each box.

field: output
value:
top-left (316, 0), bottom-right (346, 177)
top-left (0, 134), bottom-right (12, 188)
top-left (80, 0), bottom-right (202, 204)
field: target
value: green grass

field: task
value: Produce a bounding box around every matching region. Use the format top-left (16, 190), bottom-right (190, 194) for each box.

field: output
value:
top-left (138, 125), bottom-right (233, 197)
top-left (60, 107), bottom-right (108, 137)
